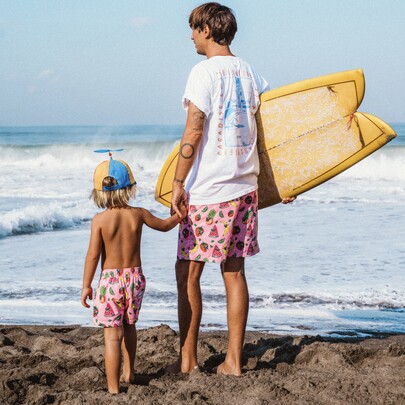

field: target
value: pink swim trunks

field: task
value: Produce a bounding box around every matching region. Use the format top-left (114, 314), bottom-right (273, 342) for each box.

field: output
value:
top-left (93, 267), bottom-right (146, 328)
top-left (177, 190), bottom-right (260, 263)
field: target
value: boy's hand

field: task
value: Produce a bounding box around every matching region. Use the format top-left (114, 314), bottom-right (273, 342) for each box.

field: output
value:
top-left (179, 203), bottom-right (188, 220)
top-left (81, 287), bottom-right (93, 308)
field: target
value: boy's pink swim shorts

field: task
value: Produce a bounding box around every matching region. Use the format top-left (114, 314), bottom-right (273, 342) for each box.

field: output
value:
top-left (93, 267), bottom-right (146, 328)
top-left (177, 190), bottom-right (259, 263)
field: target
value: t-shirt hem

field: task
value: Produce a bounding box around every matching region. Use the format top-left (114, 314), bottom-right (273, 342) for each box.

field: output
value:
top-left (188, 186), bottom-right (258, 206)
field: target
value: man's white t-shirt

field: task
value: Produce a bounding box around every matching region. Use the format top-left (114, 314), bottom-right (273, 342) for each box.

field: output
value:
top-left (182, 56), bottom-right (269, 205)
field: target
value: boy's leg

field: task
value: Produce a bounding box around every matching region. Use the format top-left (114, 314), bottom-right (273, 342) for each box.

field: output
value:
top-left (104, 326), bottom-right (124, 393)
top-left (217, 257), bottom-right (248, 376)
top-left (121, 323), bottom-right (137, 383)
top-left (167, 259), bottom-right (205, 373)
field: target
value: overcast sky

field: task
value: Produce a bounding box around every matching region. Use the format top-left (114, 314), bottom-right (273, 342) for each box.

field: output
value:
top-left (1, 0), bottom-right (404, 125)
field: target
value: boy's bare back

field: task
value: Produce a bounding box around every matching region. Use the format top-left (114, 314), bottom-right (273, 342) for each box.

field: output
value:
top-left (94, 207), bottom-right (144, 269)
top-left (87, 206), bottom-right (184, 272)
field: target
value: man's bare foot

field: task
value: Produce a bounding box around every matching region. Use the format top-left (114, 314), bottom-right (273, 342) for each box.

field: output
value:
top-left (165, 358), bottom-right (199, 374)
top-left (215, 362), bottom-right (242, 376)
top-left (165, 359), bottom-right (181, 374)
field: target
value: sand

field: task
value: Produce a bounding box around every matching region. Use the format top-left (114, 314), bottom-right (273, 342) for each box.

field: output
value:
top-left (1, 324), bottom-right (405, 405)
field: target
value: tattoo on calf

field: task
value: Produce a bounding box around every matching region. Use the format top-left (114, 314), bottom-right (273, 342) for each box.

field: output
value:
top-left (180, 143), bottom-right (195, 159)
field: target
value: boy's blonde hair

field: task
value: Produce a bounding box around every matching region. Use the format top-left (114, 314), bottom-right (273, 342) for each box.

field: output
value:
top-left (90, 176), bottom-right (136, 209)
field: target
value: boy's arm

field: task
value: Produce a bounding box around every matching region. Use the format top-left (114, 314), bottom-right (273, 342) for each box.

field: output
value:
top-left (171, 102), bottom-right (206, 217)
top-left (141, 206), bottom-right (186, 232)
top-left (81, 216), bottom-right (102, 308)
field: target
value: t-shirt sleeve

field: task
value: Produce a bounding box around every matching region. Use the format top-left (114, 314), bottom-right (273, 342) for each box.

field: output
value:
top-left (182, 64), bottom-right (212, 116)
top-left (254, 71), bottom-right (270, 95)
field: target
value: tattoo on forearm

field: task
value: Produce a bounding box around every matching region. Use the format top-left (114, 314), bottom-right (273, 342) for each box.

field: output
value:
top-left (180, 143), bottom-right (195, 159)
top-left (192, 110), bottom-right (206, 133)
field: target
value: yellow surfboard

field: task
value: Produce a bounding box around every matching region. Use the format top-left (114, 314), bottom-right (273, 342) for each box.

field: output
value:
top-left (155, 69), bottom-right (396, 209)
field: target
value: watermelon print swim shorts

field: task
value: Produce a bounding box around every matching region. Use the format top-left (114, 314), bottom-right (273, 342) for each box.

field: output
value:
top-left (177, 190), bottom-right (259, 263)
top-left (93, 267), bottom-right (146, 328)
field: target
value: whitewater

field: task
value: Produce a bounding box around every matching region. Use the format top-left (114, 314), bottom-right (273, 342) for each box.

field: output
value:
top-left (0, 124), bottom-right (404, 337)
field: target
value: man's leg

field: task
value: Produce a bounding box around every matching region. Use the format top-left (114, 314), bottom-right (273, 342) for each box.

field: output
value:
top-left (167, 259), bottom-right (205, 373)
top-left (217, 256), bottom-right (249, 376)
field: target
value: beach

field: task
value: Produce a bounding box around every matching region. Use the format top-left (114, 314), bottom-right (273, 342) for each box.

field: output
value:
top-left (0, 125), bottom-right (404, 404)
top-left (1, 324), bottom-right (405, 404)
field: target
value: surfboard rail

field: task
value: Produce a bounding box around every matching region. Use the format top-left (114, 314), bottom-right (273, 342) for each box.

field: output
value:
top-left (260, 68), bottom-right (365, 112)
top-left (283, 112), bottom-right (397, 199)
top-left (154, 145), bottom-right (180, 208)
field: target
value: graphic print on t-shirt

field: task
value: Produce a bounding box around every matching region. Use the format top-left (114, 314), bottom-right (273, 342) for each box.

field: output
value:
top-left (217, 71), bottom-right (256, 156)
top-left (224, 77), bottom-right (253, 147)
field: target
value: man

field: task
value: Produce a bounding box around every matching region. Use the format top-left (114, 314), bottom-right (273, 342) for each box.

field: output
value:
top-left (170, 2), bottom-right (293, 376)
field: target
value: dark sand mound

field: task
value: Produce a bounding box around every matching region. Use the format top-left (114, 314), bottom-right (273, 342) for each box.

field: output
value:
top-left (1, 325), bottom-right (404, 404)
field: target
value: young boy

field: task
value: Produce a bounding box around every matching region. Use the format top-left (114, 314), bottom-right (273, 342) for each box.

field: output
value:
top-left (81, 155), bottom-right (185, 394)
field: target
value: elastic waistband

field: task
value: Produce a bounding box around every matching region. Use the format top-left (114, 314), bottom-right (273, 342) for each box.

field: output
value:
top-left (101, 267), bottom-right (143, 274)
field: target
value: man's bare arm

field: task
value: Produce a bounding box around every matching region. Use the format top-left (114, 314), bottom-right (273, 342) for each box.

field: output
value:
top-left (171, 102), bottom-right (206, 216)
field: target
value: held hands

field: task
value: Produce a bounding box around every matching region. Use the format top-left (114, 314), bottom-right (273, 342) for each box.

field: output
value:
top-left (178, 202), bottom-right (188, 220)
top-left (81, 287), bottom-right (93, 308)
top-left (171, 184), bottom-right (188, 218)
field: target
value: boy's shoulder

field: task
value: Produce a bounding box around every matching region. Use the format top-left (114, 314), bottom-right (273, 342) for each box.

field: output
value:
top-left (91, 210), bottom-right (107, 225)
top-left (130, 207), bottom-right (155, 221)
top-left (127, 206), bottom-right (145, 217)
top-left (92, 207), bottom-right (147, 223)
top-left (95, 206), bottom-right (145, 219)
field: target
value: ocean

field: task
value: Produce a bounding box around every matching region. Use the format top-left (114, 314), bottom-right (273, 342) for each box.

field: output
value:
top-left (1, 124), bottom-right (404, 337)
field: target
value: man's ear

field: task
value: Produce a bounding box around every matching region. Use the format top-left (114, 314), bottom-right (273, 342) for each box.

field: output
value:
top-left (202, 24), bottom-right (211, 39)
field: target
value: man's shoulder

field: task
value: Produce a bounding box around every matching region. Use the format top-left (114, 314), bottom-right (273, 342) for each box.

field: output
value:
top-left (194, 56), bottom-right (257, 73)
top-left (189, 57), bottom-right (234, 77)
top-left (186, 60), bottom-right (215, 85)
top-left (190, 59), bottom-right (212, 73)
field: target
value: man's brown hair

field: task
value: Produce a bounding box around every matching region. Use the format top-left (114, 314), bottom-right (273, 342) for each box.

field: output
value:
top-left (189, 2), bottom-right (237, 46)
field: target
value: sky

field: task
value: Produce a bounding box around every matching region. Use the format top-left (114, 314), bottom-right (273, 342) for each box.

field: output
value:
top-left (0, 0), bottom-right (404, 126)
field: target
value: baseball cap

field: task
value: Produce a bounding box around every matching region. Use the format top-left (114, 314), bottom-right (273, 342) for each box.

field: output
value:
top-left (93, 158), bottom-right (136, 191)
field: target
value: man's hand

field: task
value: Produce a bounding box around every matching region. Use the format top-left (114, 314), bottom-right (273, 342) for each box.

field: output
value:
top-left (281, 196), bottom-right (296, 204)
top-left (172, 185), bottom-right (188, 218)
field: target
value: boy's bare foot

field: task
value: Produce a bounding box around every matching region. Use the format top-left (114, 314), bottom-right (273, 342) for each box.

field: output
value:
top-left (120, 373), bottom-right (135, 384)
top-left (215, 362), bottom-right (242, 376)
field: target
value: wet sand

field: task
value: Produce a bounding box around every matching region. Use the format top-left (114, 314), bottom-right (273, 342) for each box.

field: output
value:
top-left (1, 324), bottom-right (405, 404)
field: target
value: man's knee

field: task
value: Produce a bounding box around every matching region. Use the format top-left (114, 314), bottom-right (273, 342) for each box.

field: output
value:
top-left (221, 257), bottom-right (245, 276)
top-left (175, 259), bottom-right (204, 288)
